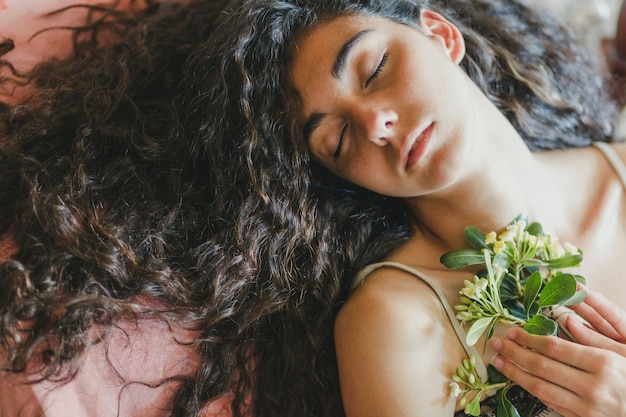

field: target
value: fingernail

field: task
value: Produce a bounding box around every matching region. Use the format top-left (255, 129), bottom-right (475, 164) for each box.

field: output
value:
top-left (567, 315), bottom-right (582, 327)
top-left (506, 326), bottom-right (518, 340)
top-left (491, 356), bottom-right (504, 371)
top-left (491, 337), bottom-right (502, 352)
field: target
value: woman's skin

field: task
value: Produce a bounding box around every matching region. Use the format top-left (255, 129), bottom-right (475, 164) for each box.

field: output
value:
top-left (491, 288), bottom-right (626, 417)
top-left (291, 8), bottom-right (626, 417)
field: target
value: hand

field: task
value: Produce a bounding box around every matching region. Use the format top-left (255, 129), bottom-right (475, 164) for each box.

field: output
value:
top-left (567, 286), bottom-right (626, 344)
top-left (489, 288), bottom-right (626, 417)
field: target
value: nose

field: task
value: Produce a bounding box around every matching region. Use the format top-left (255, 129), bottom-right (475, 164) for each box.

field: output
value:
top-left (351, 104), bottom-right (398, 146)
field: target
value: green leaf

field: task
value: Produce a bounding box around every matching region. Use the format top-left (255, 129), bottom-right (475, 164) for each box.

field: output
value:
top-left (497, 388), bottom-right (521, 417)
top-left (545, 254), bottom-right (583, 269)
top-left (521, 258), bottom-right (547, 267)
top-left (465, 393), bottom-right (482, 416)
top-left (465, 226), bottom-right (490, 250)
top-left (512, 213), bottom-right (529, 225)
top-left (521, 265), bottom-right (540, 276)
top-left (520, 398), bottom-right (541, 417)
top-left (487, 365), bottom-right (509, 383)
top-left (499, 276), bottom-right (520, 300)
top-left (525, 222), bottom-right (543, 236)
top-left (486, 319), bottom-right (498, 341)
top-left (466, 317), bottom-right (494, 346)
top-left (573, 274), bottom-right (587, 285)
top-left (440, 249), bottom-right (485, 269)
top-left (493, 250), bottom-right (514, 270)
top-left (562, 290), bottom-right (587, 306)
top-left (539, 274), bottom-right (577, 307)
top-left (523, 272), bottom-right (542, 318)
top-left (526, 302), bottom-right (540, 318)
top-left (524, 315), bottom-right (558, 336)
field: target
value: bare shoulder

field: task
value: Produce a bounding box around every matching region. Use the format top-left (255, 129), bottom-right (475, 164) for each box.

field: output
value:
top-left (334, 266), bottom-right (461, 417)
top-left (336, 266), bottom-right (446, 339)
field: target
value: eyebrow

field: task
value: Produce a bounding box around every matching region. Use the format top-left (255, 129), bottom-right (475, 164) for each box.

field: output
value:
top-left (302, 29), bottom-right (373, 143)
top-left (332, 29), bottom-right (373, 78)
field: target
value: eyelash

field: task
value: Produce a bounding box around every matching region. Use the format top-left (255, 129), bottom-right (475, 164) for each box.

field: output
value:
top-left (333, 124), bottom-right (348, 161)
top-left (365, 53), bottom-right (388, 88)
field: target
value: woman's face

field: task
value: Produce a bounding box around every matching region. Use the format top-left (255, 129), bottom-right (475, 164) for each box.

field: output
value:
top-left (291, 11), bottom-right (479, 198)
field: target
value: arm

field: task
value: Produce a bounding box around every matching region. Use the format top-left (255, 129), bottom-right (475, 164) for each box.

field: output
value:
top-left (334, 269), bottom-right (463, 417)
top-left (490, 288), bottom-right (626, 417)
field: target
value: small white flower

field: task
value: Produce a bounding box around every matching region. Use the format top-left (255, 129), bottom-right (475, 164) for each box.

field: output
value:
top-left (563, 242), bottom-right (579, 255)
top-left (485, 231), bottom-right (497, 244)
top-left (506, 220), bottom-right (526, 239)
top-left (461, 287), bottom-right (477, 298)
top-left (460, 279), bottom-right (478, 298)
top-left (494, 265), bottom-right (506, 279)
top-left (549, 242), bottom-right (565, 259)
top-left (498, 230), bottom-right (514, 242)
top-left (449, 382), bottom-right (463, 398)
top-left (493, 240), bottom-right (506, 254)
top-left (525, 233), bottom-right (538, 248)
top-left (535, 235), bottom-right (546, 250)
top-left (474, 277), bottom-right (488, 297)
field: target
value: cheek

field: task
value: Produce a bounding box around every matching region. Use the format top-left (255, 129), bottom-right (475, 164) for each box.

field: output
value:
top-left (423, 127), bottom-right (473, 188)
top-left (340, 154), bottom-right (395, 194)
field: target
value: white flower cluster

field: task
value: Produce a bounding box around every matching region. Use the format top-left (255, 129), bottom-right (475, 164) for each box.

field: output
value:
top-left (485, 220), bottom-right (580, 260)
top-left (448, 354), bottom-right (510, 415)
top-left (445, 216), bottom-right (586, 416)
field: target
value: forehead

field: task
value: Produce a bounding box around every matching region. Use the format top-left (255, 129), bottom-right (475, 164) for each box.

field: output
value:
top-left (291, 15), bottom-right (386, 80)
top-left (290, 15), bottom-right (392, 111)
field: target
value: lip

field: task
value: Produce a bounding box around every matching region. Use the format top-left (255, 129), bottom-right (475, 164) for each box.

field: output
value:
top-left (404, 122), bottom-right (434, 170)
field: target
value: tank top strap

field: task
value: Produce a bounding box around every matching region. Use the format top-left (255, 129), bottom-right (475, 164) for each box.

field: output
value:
top-left (352, 261), bottom-right (488, 381)
top-left (593, 142), bottom-right (626, 189)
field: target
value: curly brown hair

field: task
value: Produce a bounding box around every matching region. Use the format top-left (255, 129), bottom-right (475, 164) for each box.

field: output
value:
top-left (0, 1), bottom-right (267, 416)
top-left (1, 1), bottom-right (620, 416)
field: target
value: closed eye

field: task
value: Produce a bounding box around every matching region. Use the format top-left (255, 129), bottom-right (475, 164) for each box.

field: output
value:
top-left (333, 124), bottom-right (348, 161)
top-left (365, 53), bottom-right (388, 87)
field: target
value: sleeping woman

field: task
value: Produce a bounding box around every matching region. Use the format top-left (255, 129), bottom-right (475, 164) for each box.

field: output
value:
top-left (174, 0), bottom-right (626, 416)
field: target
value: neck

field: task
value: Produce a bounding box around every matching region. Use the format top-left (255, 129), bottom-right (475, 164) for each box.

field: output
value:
top-left (404, 87), bottom-right (573, 252)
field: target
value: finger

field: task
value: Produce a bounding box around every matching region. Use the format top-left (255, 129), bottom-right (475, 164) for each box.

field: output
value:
top-left (503, 327), bottom-right (603, 374)
top-left (582, 288), bottom-right (626, 336)
top-left (491, 332), bottom-right (590, 390)
top-left (565, 315), bottom-right (626, 356)
top-left (542, 401), bottom-right (580, 417)
top-left (570, 287), bottom-right (626, 341)
top-left (489, 348), bottom-right (584, 416)
top-left (568, 302), bottom-right (623, 341)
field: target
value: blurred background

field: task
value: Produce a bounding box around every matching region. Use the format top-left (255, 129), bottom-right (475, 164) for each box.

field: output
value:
top-left (526, 0), bottom-right (626, 136)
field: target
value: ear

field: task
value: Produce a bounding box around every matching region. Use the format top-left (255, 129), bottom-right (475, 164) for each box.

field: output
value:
top-left (419, 9), bottom-right (465, 65)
